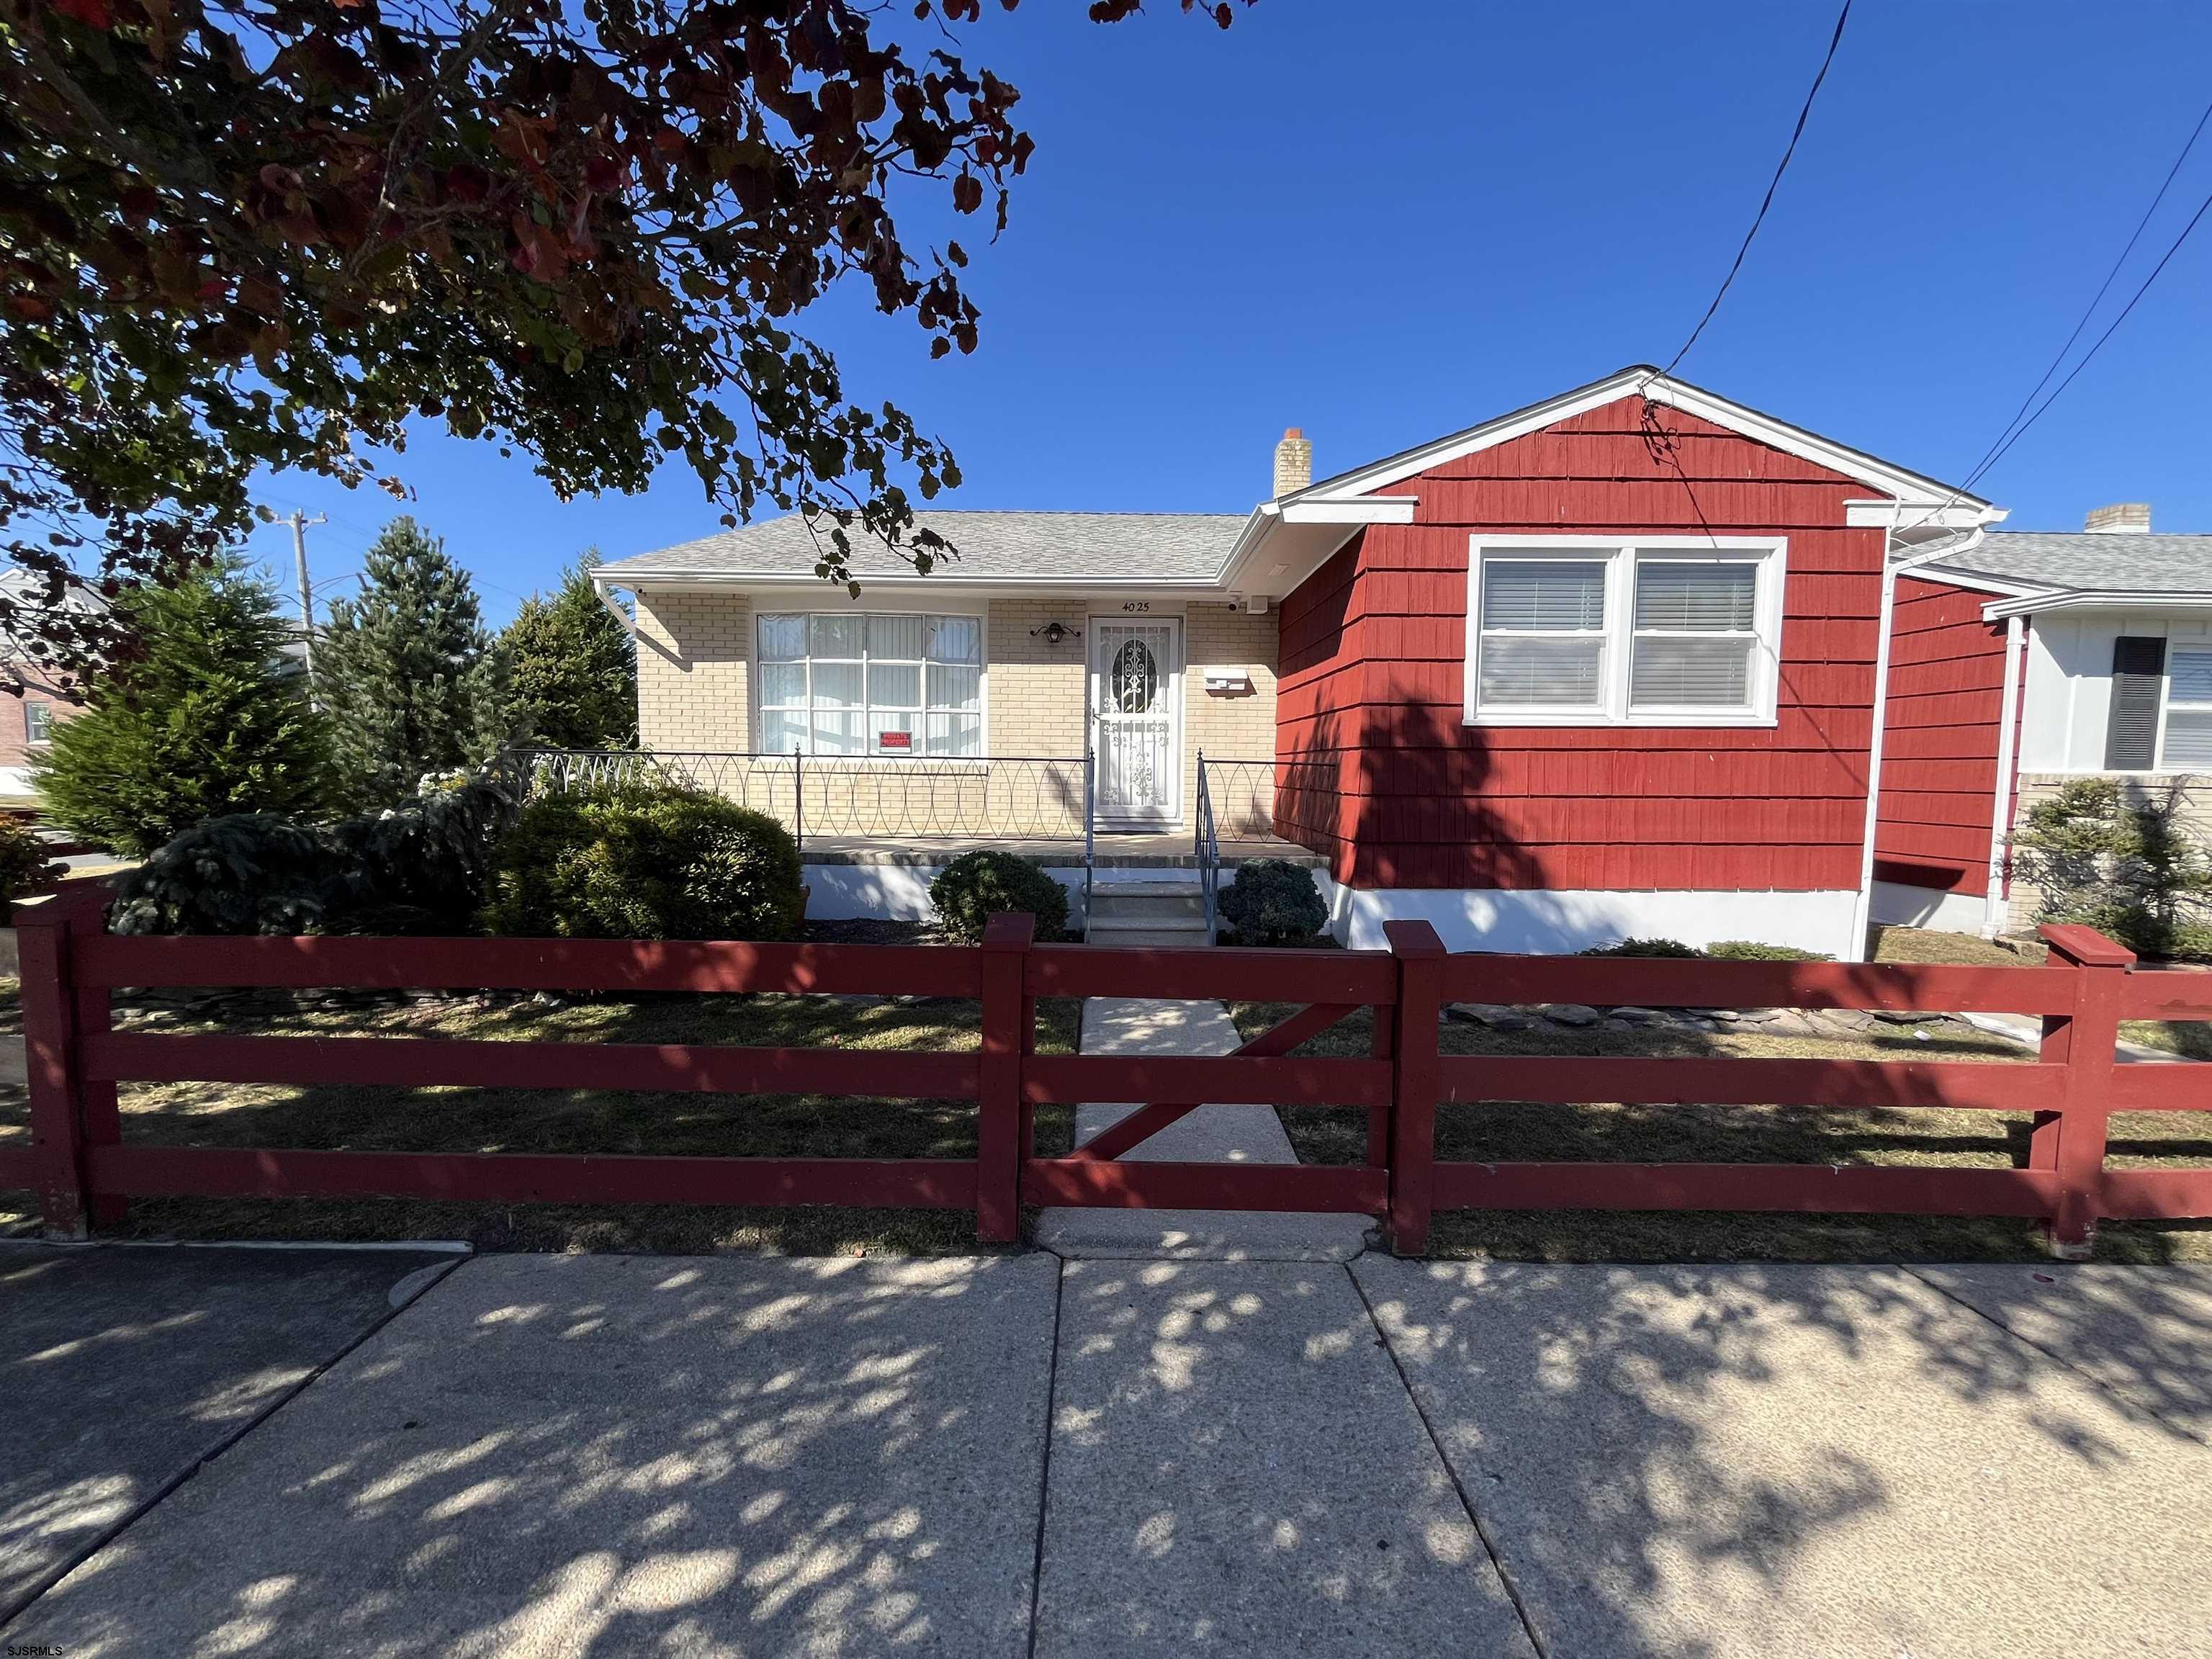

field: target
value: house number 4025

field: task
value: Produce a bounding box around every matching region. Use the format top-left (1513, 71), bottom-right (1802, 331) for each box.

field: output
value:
top-left (1120, 601), bottom-right (1151, 612)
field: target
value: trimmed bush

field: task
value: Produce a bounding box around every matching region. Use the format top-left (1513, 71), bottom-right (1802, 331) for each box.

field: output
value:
top-left (1581, 935), bottom-right (1829, 962)
top-left (929, 850), bottom-right (1069, 945)
top-left (1707, 938), bottom-right (1830, 962)
top-left (0, 818), bottom-right (63, 904)
top-left (1216, 858), bottom-right (1326, 946)
top-left (1580, 937), bottom-right (1702, 958)
top-left (480, 782), bottom-right (803, 940)
top-left (110, 773), bottom-right (521, 936)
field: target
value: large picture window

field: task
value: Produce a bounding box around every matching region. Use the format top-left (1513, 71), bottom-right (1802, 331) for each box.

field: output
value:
top-left (757, 612), bottom-right (983, 756)
top-left (1466, 536), bottom-right (1784, 726)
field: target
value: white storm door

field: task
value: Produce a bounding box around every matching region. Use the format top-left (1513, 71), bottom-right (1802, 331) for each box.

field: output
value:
top-left (1090, 619), bottom-right (1182, 827)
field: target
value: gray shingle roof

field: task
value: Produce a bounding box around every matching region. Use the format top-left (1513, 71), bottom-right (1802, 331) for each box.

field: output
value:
top-left (598, 511), bottom-right (1248, 583)
top-left (1941, 531), bottom-right (2212, 595)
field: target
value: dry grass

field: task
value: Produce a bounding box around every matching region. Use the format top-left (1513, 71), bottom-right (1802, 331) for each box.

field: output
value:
top-left (1229, 973), bottom-right (2212, 1263)
top-left (1869, 922), bottom-right (2212, 1065)
top-left (0, 987), bottom-right (1082, 1254)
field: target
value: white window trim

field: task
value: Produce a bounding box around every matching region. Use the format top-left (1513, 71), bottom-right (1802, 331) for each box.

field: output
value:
top-left (752, 606), bottom-right (989, 760)
top-left (1463, 535), bottom-right (1786, 729)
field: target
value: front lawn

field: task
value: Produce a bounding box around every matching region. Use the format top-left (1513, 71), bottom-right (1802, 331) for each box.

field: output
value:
top-left (1230, 986), bottom-right (2212, 1264)
top-left (0, 986), bottom-right (1082, 1254)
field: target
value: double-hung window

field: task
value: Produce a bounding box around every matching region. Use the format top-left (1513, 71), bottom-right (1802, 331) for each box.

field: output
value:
top-left (2159, 646), bottom-right (2212, 769)
top-left (757, 613), bottom-right (983, 757)
top-left (1466, 536), bottom-right (1784, 725)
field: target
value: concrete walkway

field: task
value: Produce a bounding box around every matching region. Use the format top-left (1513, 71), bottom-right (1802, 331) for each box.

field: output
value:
top-left (7, 1247), bottom-right (2212, 1657)
top-left (1031, 997), bottom-right (1375, 1261)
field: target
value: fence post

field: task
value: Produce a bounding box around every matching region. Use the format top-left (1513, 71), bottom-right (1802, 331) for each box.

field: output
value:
top-left (12, 887), bottom-right (97, 1237)
top-left (791, 747), bottom-right (804, 853)
top-left (1385, 920), bottom-right (1447, 1256)
top-left (2035, 924), bottom-right (2134, 1259)
top-left (976, 911), bottom-right (1035, 1244)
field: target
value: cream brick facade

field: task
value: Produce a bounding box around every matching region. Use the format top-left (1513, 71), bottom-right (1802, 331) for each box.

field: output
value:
top-left (630, 588), bottom-right (1280, 833)
top-left (636, 588), bottom-right (753, 752)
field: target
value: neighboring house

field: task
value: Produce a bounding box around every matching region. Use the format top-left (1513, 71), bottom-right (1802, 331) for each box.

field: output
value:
top-left (595, 367), bottom-right (2042, 959)
top-left (1870, 505), bottom-right (2212, 935)
top-left (0, 568), bottom-right (99, 803)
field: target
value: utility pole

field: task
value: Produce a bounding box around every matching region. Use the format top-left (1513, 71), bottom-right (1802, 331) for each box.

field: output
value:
top-left (261, 508), bottom-right (325, 683)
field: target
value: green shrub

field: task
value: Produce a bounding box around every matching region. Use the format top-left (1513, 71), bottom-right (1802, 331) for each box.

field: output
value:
top-left (1707, 939), bottom-right (1830, 962)
top-left (0, 818), bottom-right (63, 904)
top-left (109, 774), bottom-right (521, 935)
top-left (1580, 937), bottom-right (1703, 958)
top-left (35, 557), bottom-right (328, 856)
top-left (929, 850), bottom-right (1069, 945)
top-left (2010, 776), bottom-right (2212, 958)
top-left (480, 782), bottom-right (803, 940)
top-left (1216, 858), bottom-right (1326, 945)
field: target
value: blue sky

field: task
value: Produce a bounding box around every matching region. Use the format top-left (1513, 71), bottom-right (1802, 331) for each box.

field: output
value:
top-left (250, 1), bottom-right (2212, 625)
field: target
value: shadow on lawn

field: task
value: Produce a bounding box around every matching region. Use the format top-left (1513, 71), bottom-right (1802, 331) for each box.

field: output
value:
top-left (1229, 1000), bottom-right (2212, 1264)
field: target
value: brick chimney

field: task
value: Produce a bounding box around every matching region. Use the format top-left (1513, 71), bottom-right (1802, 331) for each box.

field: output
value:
top-left (2085, 502), bottom-right (2152, 534)
top-left (1273, 427), bottom-right (1312, 498)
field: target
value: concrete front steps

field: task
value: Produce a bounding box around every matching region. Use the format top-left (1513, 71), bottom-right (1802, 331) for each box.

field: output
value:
top-left (1082, 876), bottom-right (1209, 948)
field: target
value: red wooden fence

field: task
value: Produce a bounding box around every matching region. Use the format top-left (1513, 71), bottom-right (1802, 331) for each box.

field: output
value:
top-left (7, 885), bottom-right (2209, 1257)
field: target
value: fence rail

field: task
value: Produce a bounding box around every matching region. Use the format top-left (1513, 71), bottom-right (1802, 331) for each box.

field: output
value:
top-left (9, 888), bottom-right (2210, 1258)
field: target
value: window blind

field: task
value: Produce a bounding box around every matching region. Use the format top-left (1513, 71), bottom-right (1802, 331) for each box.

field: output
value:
top-left (2163, 647), bottom-right (2212, 769)
top-left (1629, 560), bottom-right (1758, 709)
top-left (1480, 562), bottom-right (1606, 631)
top-left (1632, 562), bottom-right (1756, 630)
top-left (2104, 635), bottom-right (2165, 770)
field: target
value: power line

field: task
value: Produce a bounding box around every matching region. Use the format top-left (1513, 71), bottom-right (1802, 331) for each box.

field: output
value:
top-left (1662, 0), bottom-right (1853, 375)
top-left (1956, 94), bottom-right (2212, 493)
top-left (1961, 180), bottom-right (2212, 494)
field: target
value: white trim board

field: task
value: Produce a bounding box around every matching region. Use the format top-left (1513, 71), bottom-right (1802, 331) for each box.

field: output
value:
top-left (1278, 367), bottom-right (1995, 519)
top-left (1325, 886), bottom-right (1860, 958)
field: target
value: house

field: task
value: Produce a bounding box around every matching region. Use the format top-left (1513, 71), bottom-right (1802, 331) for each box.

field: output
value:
top-left (0, 569), bottom-right (96, 805)
top-left (593, 366), bottom-right (2034, 959)
top-left (1870, 505), bottom-right (2212, 936)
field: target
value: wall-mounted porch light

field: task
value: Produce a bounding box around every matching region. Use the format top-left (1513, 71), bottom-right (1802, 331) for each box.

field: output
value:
top-left (1029, 621), bottom-right (1082, 646)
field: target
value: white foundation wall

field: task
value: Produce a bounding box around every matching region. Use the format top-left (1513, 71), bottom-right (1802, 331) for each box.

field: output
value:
top-left (1868, 879), bottom-right (1992, 935)
top-left (803, 863), bottom-right (1184, 926)
top-left (1320, 880), bottom-right (1861, 959)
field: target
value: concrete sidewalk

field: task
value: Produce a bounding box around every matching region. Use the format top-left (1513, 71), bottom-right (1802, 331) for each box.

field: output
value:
top-left (6, 1249), bottom-right (2212, 1657)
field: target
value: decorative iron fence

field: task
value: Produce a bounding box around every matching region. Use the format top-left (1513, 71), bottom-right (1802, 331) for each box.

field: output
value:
top-left (1195, 756), bottom-right (1290, 840)
top-left (512, 750), bottom-right (1094, 845)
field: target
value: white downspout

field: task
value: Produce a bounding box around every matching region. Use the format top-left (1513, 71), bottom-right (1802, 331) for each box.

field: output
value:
top-left (593, 577), bottom-right (639, 637)
top-left (1982, 613), bottom-right (2026, 938)
top-left (1848, 521), bottom-right (1987, 961)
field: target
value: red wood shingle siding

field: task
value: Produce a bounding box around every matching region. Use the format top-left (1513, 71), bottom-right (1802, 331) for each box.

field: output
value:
top-left (1274, 395), bottom-right (1886, 891)
top-left (1871, 576), bottom-right (2007, 899)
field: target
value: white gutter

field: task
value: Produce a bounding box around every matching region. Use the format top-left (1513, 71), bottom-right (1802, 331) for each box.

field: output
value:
top-left (1848, 521), bottom-right (1989, 961)
top-left (1982, 613), bottom-right (2026, 938)
top-left (1984, 588), bottom-right (2212, 619)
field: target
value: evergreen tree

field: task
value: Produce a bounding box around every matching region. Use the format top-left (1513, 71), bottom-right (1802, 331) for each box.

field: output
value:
top-left (317, 517), bottom-right (507, 810)
top-left (500, 552), bottom-right (638, 750)
top-left (36, 557), bottom-right (328, 857)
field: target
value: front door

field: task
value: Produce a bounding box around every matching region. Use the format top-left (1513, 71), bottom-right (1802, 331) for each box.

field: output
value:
top-left (1090, 618), bottom-right (1182, 829)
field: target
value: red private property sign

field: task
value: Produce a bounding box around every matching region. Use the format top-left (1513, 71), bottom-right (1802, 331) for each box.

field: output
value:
top-left (877, 731), bottom-right (912, 750)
